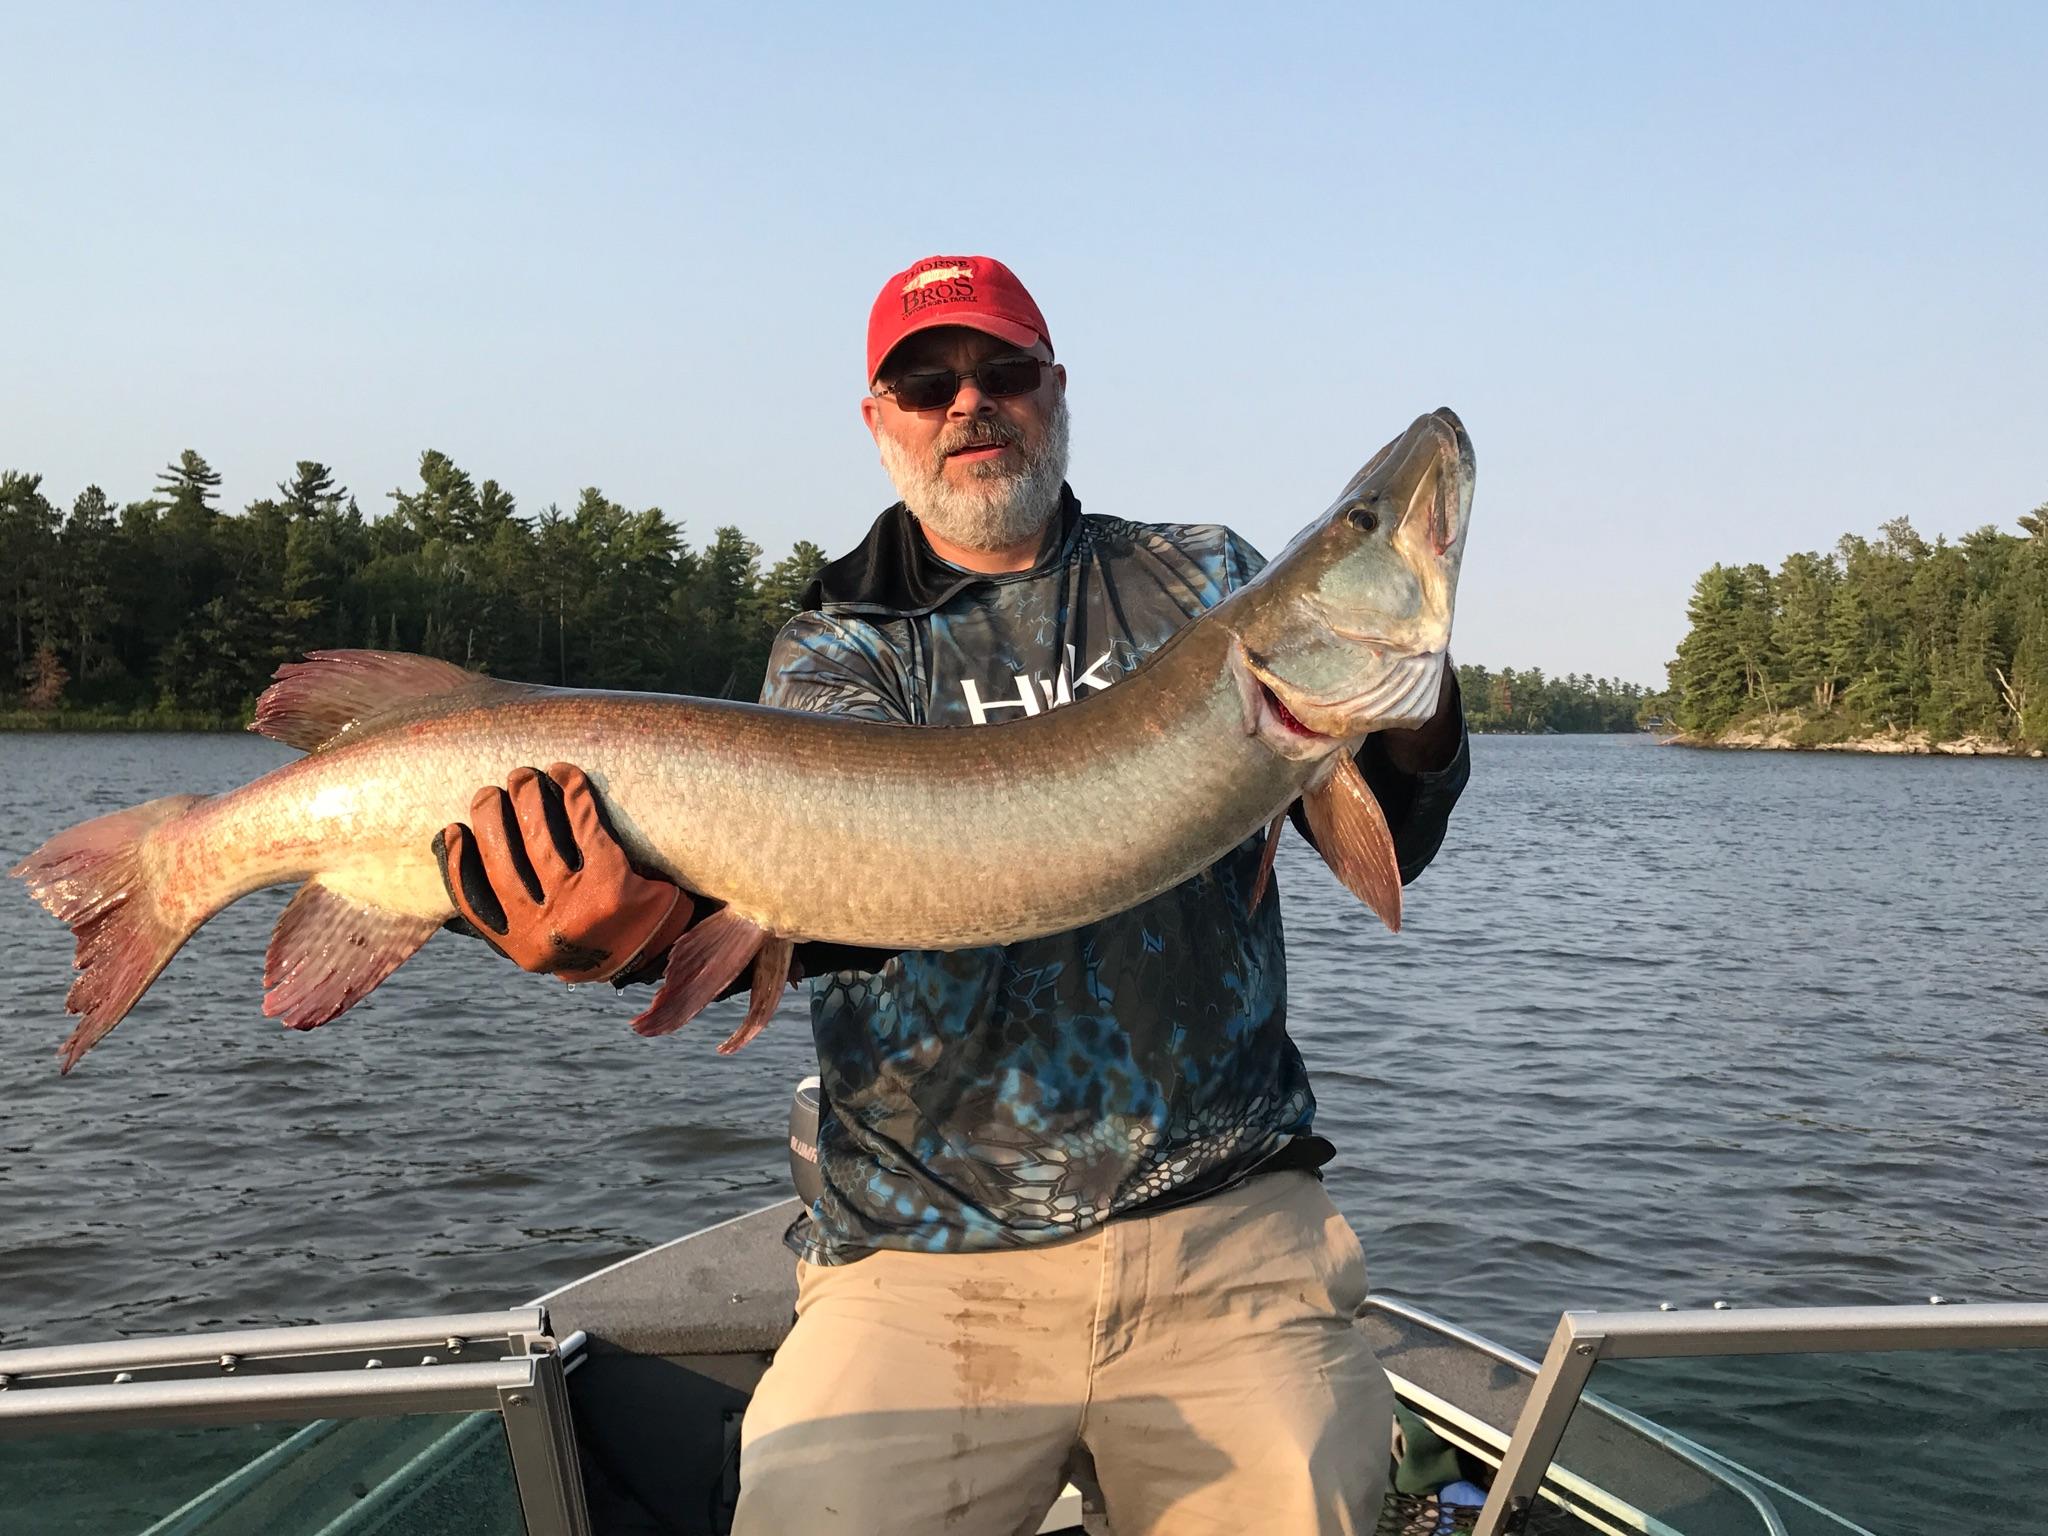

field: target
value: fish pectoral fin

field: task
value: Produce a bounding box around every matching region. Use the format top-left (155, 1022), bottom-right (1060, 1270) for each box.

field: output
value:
top-left (1301, 754), bottom-right (1403, 933)
top-left (717, 936), bottom-right (796, 1056)
top-left (631, 909), bottom-right (766, 1038)
top-left (1249, 812), bottom-right (1287, 910)
top-left (263, 879), bottom-right (441, 1029)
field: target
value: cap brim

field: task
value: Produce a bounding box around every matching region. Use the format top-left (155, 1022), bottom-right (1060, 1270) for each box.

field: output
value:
top-left (872, 312), bottom-right (1046, 381)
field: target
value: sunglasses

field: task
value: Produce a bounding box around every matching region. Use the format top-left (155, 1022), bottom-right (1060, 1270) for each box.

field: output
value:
top-left (874, 357), bottom-right (1048, 412)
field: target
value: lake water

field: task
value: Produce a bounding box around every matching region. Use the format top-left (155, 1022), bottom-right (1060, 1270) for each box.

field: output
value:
top-left (3, 732), bottom-right (2044, 1526)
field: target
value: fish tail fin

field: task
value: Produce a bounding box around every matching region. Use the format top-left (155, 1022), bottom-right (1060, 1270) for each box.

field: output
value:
top-left (11, 794), bottom-right (213, 1073)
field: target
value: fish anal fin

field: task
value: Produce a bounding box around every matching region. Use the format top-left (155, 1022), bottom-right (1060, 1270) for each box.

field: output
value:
top-left (252, 649), bottom-right (527, 754)
top-left (718, 937), bottom-right (796, 1055)
top-left (263, 878), bottom-right (440, 1030)
top-left (1249, 812), bottom-right (1286, 911)
top-left (631, 909), bottom-right (766, 1038)
top-left (1301, 754), bottom-right (1403, 933)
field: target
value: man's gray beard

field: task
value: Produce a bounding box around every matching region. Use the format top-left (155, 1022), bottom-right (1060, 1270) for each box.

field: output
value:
top-left (879, 393), bottom-right (1071, 556)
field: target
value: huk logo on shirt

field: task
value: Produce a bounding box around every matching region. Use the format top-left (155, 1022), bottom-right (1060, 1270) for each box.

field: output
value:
top-left (959, 646), bottom-right (1118, 725)
top-left (900, 259), bottom-right (976, 315)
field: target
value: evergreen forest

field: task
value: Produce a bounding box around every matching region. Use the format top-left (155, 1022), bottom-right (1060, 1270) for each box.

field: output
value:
top-left (0, 451), bottom-right (828, 724)
top-left (1666, 507), bottom-right (2048, 747)
top-left (2, 449), bottom-right (1655, 733)
top-left (1453, 665), bottom-right (1653, 733)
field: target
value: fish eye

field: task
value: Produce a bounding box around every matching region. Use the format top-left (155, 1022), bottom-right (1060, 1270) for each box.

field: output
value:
top-left (1344, 499), bottom-right (1381, 534)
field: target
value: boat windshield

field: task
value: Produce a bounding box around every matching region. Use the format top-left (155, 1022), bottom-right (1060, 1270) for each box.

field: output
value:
top-left (1473, 1301), bottom-right (2048, 1536)
top-left (0, 1309), bottom-right (587, 1536)
top-left (1557, 1345), bottom-right (2048, 1536)
top-left (0, 1413), bottom-right (526, 1536)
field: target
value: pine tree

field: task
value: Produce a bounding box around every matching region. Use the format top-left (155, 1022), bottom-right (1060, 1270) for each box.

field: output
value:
top-left (1732, 563), bottom-right (1780, 712)
top-left (1775, 551), bottom-right (1839, 711)
top-left (1948, 595), bottom-right (2004, 738)
top-left (757, 540), bottom-right (829, 631)
top-left (676, 526), bottom-right (765, 697)
top-left (22, 640), bottom-right (68, 710)
top-left (61, 486), bottom-right (120, 686)
top-left (149, 450), bottom-right (230, 686)
top-left (0, 471), bottom-right (62, 674)
top-left (390, 450), bottom-right (481, 542)
top-left (1671, 565), bottom-right (1750, 731)
top-left (2001, 538), bottom-right (2048, 743)
top-left (279, 461), bottom-right (346, 519)
top-left (155, 449), bottom-right (223, 513)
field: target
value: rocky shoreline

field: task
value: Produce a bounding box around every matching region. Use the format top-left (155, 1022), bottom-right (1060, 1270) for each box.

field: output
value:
top-left (1677, 723), bottom-right (2043, 757)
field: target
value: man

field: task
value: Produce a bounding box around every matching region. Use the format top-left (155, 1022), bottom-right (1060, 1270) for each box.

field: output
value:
top-left (438, 256), bottom-right (1469, 1534)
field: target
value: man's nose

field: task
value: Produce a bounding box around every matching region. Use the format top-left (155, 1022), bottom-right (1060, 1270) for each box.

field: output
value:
top-left (947, 377), bottom-right (995, 419)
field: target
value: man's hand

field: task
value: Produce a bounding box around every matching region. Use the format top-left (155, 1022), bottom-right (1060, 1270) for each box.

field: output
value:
top-left (1370, 659), bottom-right (1462, 776)
top-left (433, 763), bottom-right (694, 984)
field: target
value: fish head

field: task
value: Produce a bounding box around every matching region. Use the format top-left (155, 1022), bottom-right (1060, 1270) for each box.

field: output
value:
top-left (1231, 408), bottom-right (1471, 760)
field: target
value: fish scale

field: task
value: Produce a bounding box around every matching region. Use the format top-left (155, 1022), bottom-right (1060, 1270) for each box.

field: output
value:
top-left (14, 409), bottom-right (1472, 1072)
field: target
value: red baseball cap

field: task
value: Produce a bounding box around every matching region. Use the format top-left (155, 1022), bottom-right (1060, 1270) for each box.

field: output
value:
top-left (867, 255), bottom-right (1052, 382)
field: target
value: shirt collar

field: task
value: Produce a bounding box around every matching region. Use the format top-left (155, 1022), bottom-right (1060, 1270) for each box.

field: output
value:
top-left (800, 486), bottom-right (1082, 617)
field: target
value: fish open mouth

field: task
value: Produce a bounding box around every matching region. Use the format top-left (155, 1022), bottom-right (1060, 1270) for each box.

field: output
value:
top-left (1233, 643), bottom-right (1349, 761)
top-left (1235, 639), bottom-right (1446, 758)
top-left (1259, 681), bottom-right (1328, 741)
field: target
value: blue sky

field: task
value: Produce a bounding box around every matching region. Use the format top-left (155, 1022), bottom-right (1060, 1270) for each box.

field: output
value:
top-left (4, 2), bottom-right (2042, 684)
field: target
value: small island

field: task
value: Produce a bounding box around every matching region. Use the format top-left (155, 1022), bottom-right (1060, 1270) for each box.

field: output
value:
top-left (1664, 510), bottom-right (2048, 758)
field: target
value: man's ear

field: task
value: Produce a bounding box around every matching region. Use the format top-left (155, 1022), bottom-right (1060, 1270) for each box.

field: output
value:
top-left (1053, 362), bottom-right (1067, 394)
top-left (860, 394), bottom-right (883, 443)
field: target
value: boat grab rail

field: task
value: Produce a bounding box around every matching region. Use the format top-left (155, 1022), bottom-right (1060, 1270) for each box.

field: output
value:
top-left (0, 1358), bottom-right (534, 1437)
top-left (0, 1307), bottom-right (552, 1388)
top-left (1475, 1300), bottom-right (2048, 1536)
top-left (1366, 1294), bottom-right (1546, 1377)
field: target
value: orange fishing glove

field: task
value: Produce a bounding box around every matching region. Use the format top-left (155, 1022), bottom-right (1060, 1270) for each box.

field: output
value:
top-left (433, 763), bottom-right (695, 984)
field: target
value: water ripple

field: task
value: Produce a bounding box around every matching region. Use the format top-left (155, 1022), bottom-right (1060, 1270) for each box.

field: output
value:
top-left (2, 732), bottom-right (2044, 1377)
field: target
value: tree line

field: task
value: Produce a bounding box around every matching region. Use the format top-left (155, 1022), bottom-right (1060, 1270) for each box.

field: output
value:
top-left (0, 450), bottom-right (828, 720)
top-left (1667, 505), bottom-right (2048, 745)
top-left (1455, 664), bottom-right (1654, 733)
top-left (1, 449), bottom-right (1659, 732)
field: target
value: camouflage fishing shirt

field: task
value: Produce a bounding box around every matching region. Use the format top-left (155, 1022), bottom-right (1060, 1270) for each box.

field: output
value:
top-left (761, 488), bottom-right (1468, 1264)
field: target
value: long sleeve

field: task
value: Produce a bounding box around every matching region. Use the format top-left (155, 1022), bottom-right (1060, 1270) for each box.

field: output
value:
top-left (1354, 671), bottom-right (1470, 883)
top-left (1286, 671), bottom-right (1469, 885)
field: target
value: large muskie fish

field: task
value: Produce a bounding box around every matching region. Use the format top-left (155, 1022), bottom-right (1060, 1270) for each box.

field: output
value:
top-left (15, 409), bottom-right (1472, 1071)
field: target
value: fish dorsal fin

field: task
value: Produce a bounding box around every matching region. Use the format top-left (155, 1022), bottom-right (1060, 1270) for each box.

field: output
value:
top-left (252, 649), bottom-right (522, 753)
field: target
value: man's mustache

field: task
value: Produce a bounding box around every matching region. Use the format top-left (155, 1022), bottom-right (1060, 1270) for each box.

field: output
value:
top-left (935, 421), bottom-right (1025, 461)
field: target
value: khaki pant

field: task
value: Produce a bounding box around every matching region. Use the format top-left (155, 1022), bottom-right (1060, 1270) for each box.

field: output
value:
top-left (734, 1170), bottom-right (1393, 1536)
